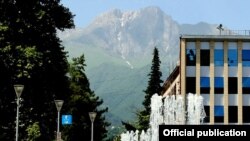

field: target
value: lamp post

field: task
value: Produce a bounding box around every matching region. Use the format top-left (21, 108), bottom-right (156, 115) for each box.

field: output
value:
top-left (14, 84), bottom-right (24, 141)
top-left (89, 112), bottom-right (96, 141)
top-left (54, 100), bottom-right (64, 141)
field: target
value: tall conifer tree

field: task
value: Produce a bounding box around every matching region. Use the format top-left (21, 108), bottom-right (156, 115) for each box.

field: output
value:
top-left (137, 47), bottom-right (163, 130)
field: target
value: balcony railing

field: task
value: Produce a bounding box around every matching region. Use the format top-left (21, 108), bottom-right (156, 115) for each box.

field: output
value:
top-left (219, 30), bottom-right (250, 36)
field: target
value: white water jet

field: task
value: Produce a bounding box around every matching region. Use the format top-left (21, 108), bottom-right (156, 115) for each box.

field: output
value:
top-left (163, 94), bottom-right (185, 124)
top-left (186, 93), bottom-right (206, 124)
top-left (139, 129), bottom-right (151, 141)
top-left (120, 93), bottom-right (206, 141)
top-left (150, 94), bottom-right (163, 141)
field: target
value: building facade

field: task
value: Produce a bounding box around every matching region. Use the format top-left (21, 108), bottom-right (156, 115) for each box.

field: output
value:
top-left (179, 35), bottom-right (250, 124)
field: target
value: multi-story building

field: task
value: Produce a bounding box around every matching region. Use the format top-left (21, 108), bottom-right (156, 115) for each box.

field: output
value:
top-left (162, 32), bottom-right (250, 124)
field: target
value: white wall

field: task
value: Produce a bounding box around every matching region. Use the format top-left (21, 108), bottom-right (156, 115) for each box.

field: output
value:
top-left (201, 42), bottom-right (209, 49)
top-left (243, 67), bottom-right (250, 77)
top-left (200, 67), bottom-right (210, 77)
top-left (186, 42), bottom-right (195, 49)
top-left (215, 42), bottom-right (223, 49)
top-left (229, 95), bottom-right (238, 106)
top-left (186, 66), bottom-right (195, 77)
top-left (214, 94), bottom-right (224, 106)
top-left (228, 67), bottom-right (238, 77)
top-left (243, 95), bottom-right (250, 106)
top-left (243, 42), bottom-right (250, 49)
top-left (215, 67), bottom-right (224, 77)
top-left (201, 94), bottom-right (249, 106)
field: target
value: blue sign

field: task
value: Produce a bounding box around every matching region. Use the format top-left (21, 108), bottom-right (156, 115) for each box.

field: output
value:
top-left (62, 115), bottom-right (72, 125)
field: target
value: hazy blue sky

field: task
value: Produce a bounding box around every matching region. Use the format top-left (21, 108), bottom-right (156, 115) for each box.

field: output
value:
top-left (61, 0), bottom-right (250, 29)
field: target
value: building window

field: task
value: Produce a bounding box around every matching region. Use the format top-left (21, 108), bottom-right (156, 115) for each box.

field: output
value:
top-left (200, 77), bottom-right (210, 87)
top-left (215, 77), bottom-right (223, 88)
top-left (215, 88), bottom-right (224, 94)
top-left (200, 50), bottom-right (210, 66)
top-left (214, 50), bottom-right (224, 66)
top-left (243, 106), bottom-right (250, 123)
top-left (214, 106), bottom-right (224, 116)
top-left (201, 88), bottom-right (210, 94)
top-left (243, 77), bottom-right (250, 87)
top-left (186, 77), bottom-right (196, 94)
top-left (243, 77), bottom-right (250, 94)
top-left (200, 77), bottom-right (210, 93)
top-left (186, 49), bottom-right (196, 66)
top-left (214, 105), bottom-right (224, 123)
top-left (229, 106), bottom-right (238, 123)
top-left (242, 50), bottom-right (250, 66)
top-left (215, 77), bottom-right (224, 94)
top-left (204, 106), bottom-right (210, 123)
top-left (228, 49), bottom-right (237, 66)
top-left (243, 88), bottom-right (250, 94)
top-left (228, 77), bottom-right (237, 94)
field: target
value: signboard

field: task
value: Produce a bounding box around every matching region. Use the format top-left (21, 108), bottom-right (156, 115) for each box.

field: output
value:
top-left (62, 115), bottom-right (72, 125)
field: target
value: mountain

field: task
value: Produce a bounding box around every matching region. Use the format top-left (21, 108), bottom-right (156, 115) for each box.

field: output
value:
top-left (58, 6), bottom-right (220, 126)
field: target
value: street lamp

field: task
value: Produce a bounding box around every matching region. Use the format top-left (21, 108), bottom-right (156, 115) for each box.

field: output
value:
top-left (14, 84), bottom-right (24, 141)
top-left (54, 100), bottom-right (64, 141)
top-left (89, 112), bottom-right (96, 141)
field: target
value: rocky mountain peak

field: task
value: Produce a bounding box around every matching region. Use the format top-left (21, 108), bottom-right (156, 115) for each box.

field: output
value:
top-left (80, 6), bottom-right (180, 59)
top-left (59, 7), bottom-right (221, 125)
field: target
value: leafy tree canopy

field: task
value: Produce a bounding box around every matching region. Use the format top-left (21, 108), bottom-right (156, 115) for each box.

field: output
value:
top-left (0, 0), bottom-right (74, 140)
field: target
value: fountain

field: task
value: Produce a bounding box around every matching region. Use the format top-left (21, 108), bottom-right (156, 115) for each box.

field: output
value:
top-left (120, 93), bottom-right (206, 141)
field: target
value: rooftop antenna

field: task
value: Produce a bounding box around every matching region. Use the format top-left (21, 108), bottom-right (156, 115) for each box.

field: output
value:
top-left (217, 24), bottom-right (224, 35)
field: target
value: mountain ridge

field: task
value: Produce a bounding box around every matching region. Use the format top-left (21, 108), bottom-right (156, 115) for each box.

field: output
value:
top-left (58, 6), bottom-right (220, 125)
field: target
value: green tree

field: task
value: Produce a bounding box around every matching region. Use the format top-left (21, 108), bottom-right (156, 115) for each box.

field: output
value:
top-left (0, 0), bottom-right (74, 140)
top-left (26, 122), bottom-right (41, 141)
top-left (62, 54), bottom-right (110, 141)
top-left (137, 47), bottom-right (163, 130)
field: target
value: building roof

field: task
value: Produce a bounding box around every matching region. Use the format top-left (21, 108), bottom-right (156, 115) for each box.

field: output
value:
top-left (161, 65), bottom-right (179, 95)
top-left (180, 34), bottom-right (250, 42)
